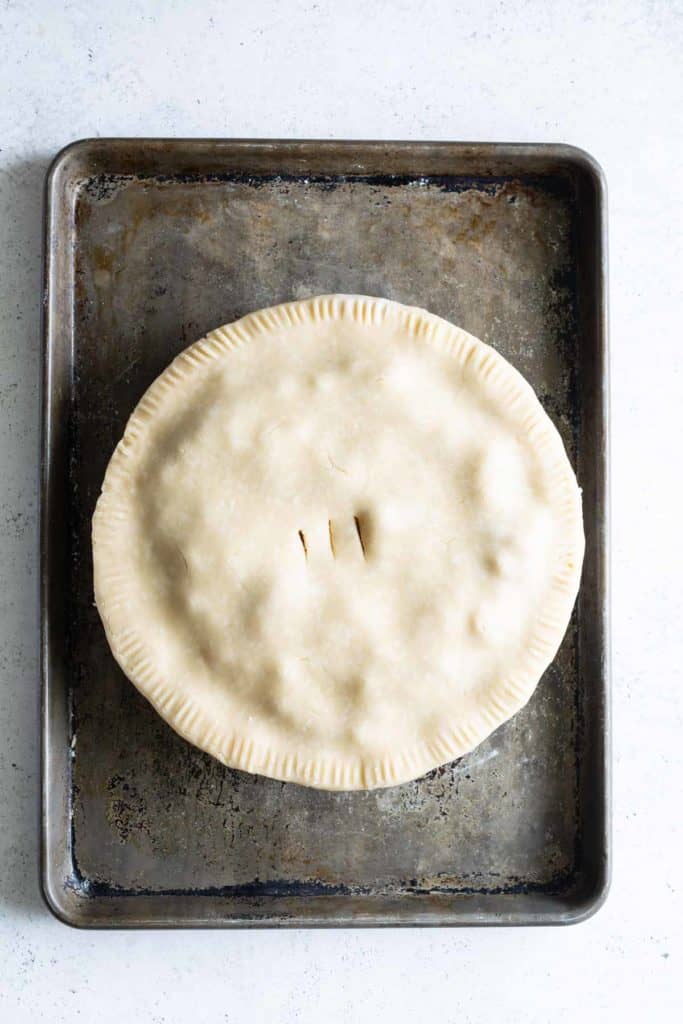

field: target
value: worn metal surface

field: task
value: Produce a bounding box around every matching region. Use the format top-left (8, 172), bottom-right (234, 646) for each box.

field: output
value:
top-left (41, 140), bottom-right (609, 927)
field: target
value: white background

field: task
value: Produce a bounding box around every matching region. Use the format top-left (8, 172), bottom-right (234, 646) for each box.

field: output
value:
top-left (1, 1), bottom-right (681, 1020)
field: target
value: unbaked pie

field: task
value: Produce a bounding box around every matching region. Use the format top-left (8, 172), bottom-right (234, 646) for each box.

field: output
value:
top-left (93, 295), bottom-right (584, 790)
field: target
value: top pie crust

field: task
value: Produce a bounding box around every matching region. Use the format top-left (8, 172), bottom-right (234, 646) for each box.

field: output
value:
top-left (92, 295), bottom-right (584, 790)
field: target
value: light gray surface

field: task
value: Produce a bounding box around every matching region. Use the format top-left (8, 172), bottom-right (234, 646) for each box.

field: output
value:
top-left (0, 0), bottom-right (680, 1019)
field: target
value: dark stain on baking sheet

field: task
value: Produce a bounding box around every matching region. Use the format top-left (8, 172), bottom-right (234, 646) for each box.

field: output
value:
top-left (43, 141), bottom-right (608, 926)
top-left (80, 170), bottom-right (575, 200)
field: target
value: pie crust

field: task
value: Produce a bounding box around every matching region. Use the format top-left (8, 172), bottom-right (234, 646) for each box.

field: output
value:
top-left (93, 295), bottom-right (584, 790)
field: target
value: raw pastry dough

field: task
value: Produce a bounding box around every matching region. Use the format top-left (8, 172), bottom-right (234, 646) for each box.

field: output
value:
top-left (93, 296), bottom-right (584, 790)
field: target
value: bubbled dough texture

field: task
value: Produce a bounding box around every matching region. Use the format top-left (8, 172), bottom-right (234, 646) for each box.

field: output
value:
top-left (123, 313), bottom-right (558, 762)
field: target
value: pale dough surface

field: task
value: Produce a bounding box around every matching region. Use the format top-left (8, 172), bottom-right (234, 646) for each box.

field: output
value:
top-left (93, 295), bottom-right (584, 790)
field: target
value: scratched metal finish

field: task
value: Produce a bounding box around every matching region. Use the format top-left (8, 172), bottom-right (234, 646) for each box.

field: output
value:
top-left (42, 141), bottom-right (609, 926)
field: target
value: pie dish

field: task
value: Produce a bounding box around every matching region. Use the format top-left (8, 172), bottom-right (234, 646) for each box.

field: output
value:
top-left (92, 295), bottom-right (584, 790)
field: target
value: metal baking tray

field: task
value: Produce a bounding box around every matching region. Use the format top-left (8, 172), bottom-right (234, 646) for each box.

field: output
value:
top-left (41, 139), bottom-right (609, 927)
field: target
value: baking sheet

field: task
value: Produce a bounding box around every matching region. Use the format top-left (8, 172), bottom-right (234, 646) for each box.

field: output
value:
top-left (41, 139), bottom-right (609, 926)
